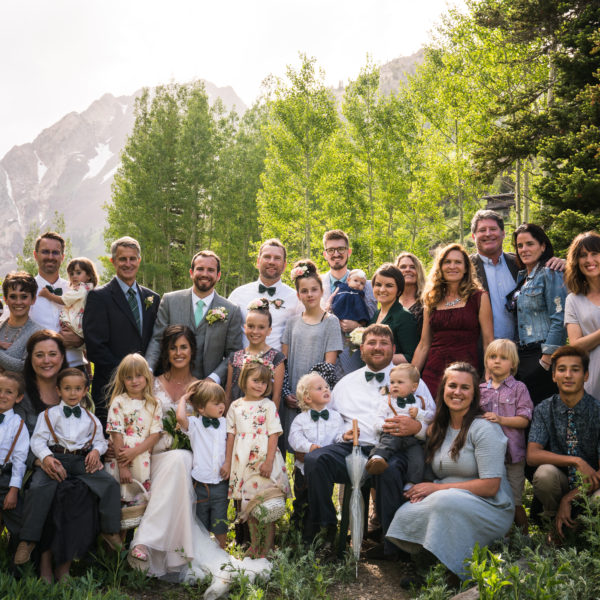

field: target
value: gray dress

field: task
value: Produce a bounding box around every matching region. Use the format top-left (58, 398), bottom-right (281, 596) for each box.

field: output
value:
top-left (386, 418), bottom-right (514, 577)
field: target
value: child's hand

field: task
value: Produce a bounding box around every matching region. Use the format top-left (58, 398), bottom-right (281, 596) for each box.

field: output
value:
top-left (408, 406), bottom-right (418, 418)
top-left (309, 444), bottom-right (321, 452)
top-left (219, 462), bottom-right (230, 479)
top-left (259, 459), bottom-right (273, 479)
top-left (3, 487), bottom-right (18, 510)
top-left (483, 412), bottom-right (502, 425)
top-left (85, 449), bottom-right (103, 473)
top-left (117, 446), bottom-right (137, 465)
top-left (120, 466), bottom-right (132, 484)
top-left (39, 287), bottom-right (52, 300)
top-left (342, 428), bottom-right (357, 442)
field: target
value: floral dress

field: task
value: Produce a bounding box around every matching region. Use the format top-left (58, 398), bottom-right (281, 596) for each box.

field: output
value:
top-left (105, 393), bottom-right (163, 502)
top-left (226, 398), bottom-right (291, 514)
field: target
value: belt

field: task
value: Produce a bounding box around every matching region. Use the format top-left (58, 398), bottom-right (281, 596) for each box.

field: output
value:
top-left (518, 341), bottom-right (544, 350)
top-left (0, 463), bottom-right (12, 476)
top-left (49, 444), bottom-right (90, 456)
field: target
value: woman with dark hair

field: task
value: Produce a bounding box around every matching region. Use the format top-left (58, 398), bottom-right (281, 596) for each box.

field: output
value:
top-left (369, 263), bottom-right (418, 364)
top-left (508, 223), bottom-right (567, 404)
top-left (386, 363), bottom-right (513, 579)
top-left (154, 324), bottom-right (197, 400)
top-left (564, 231), bottom-right (600, 400)
top-left (412, 244), bottom-right (493, 397)
top-left (0, 271), bottom-right (43, 372)
top-left (395, 252), bottom-right (426, 337)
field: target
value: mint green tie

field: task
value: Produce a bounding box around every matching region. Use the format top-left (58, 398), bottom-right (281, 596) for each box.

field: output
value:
top-left (194, 299), bottom-right (205, 327)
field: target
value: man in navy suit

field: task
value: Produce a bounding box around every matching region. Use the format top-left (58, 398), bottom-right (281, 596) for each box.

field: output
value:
top-left (83, 237), bottom-right (160, 426)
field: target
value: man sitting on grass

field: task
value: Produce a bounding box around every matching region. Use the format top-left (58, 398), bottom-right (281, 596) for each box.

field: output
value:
top-left (527, 345), bottom-right (600, 539)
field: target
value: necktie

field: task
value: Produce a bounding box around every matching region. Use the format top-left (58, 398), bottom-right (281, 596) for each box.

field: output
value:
top-left (63, 405), bottom-right (82, 418)
top-left (45, 285), bottom-right (63, 296)
top-left (127, 288), bottom-right (141, 333)
top-left (310, 409), bottom-right (329, 422)
top-left (258, 284), bottom-right (276, 297)
top-left (396, 394), bottom-right (416, 409)
top-left (365, 371), bottom-right (384, 383)
top-left (194, 299), bottom-right (205, 327)
top-left (566, 408), bottom-right (580, 487)
top-left (202, 416), bottom-right (220, 429)
top-left (0, 414), bottom-right (4, 424)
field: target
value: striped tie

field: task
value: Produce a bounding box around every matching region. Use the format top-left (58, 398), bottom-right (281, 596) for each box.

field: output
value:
top-left (127, 288), bottom-right (141, 333)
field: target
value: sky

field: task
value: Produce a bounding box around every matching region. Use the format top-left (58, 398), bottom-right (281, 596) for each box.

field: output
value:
top-left (0, 0), bottom-right (464, 158)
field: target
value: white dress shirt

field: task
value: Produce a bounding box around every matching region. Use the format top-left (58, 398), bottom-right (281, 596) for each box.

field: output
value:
top-left (31, 401), bottom-right (108, 461)
top-left (288, 407), bottom-right (346, 474)
top-left (330, 363), bottom-right (433, 445)
top-left (0, 409), bottom-right (29, 489)
top-left (228, 279), bottom-right (300, 350)
top-left (184, 415), bottom-right (226, 484)
top-left (375, 386), bottom-right (436, 432)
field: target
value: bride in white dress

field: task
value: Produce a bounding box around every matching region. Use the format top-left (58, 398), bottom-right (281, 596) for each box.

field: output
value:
top-left (130, 326), bottom-right (270, 598)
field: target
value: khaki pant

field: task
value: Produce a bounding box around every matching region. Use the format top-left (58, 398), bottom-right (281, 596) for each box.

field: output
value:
top-left (532, 464), bottom-right (600, 516)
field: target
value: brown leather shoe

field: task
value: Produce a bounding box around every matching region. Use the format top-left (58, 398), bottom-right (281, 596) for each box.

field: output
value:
top-left (101, 532), bottom-right (123, 551)
top-left (14, 541), bottom-right (36, 565)
top-left (365, 457), bottom-right (388, 475)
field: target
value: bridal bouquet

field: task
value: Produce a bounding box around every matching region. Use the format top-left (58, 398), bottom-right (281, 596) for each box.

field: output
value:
top-left (162, 408), bottom-right (192, 451)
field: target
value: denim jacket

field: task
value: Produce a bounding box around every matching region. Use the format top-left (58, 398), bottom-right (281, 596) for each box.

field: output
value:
top-left (515, 264), bottom-right (567, 354)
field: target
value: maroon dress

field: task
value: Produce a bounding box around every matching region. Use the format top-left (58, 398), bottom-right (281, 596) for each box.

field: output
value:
top-left (421, 290), bottom-right (484, 397)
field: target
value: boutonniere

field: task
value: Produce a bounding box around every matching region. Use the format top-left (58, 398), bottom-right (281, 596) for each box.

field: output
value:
top-left (271, 298), bottom-right (285, 309)
top-left (144, 296), bottom-right (154, 310)
top-left (206, 307), bottom-right (228, 325)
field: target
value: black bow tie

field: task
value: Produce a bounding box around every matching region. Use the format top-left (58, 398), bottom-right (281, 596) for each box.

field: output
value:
top-left (45, 285), bottom-right (63, 296)
top-left (396, 394), bottom-right (416, 409)
top-left (258, 284), bottom-right (276, 297)
top-left (63, 405), bottom-right (81, 418)
top-left (310, 409), bottom-right (329, 422)
top-left (0, 414), bottom-right (4, 424)
top-left (365, 371), bottom-right (384, 383)
top-left (202, 416), bottom-right (220, 429)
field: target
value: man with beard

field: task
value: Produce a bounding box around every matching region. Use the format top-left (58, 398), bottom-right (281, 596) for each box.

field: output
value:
top-left (145, 250), bottom-right (242, 383)
top-left (228, 238), bottom-right (298, 350)
top-left (320, 229), bottom-right (377, 377)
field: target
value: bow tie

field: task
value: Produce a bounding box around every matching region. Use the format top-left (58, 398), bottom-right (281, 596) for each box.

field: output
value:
top-left (45, 285), bottom-right (63, 296)
top-left (258, 283), bottom-right (276, 297)
top-left (365, 371), bottom-right (384, 383)
top-left (310, 409), bottom-right (329, 422)
top-left (202, 416), bottom-right (220, 429)
top-left (396, 394), bottom-right (416, 409)
top-left (0, 414), bottom-right (4, 424)
top-left (63, 405), bottom-right (81, 418)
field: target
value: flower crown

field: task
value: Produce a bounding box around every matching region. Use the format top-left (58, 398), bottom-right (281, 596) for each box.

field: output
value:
top-left (247, 297), bottom-right (270, 311)
top-left (290, 265), bottom-right (310, 281)
top-left (242, 354), bottom-right (275, 373)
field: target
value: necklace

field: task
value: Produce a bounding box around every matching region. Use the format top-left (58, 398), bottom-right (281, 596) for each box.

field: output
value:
top-left (444, 296), bottom-right (462, 307)
top-left (0, 322), bottom-right (25, 344)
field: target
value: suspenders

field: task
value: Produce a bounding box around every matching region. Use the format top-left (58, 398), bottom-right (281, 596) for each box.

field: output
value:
top-left (44, 408), bottom-right (97, 453)
top-left (2, 418), bottom-right (24, 465)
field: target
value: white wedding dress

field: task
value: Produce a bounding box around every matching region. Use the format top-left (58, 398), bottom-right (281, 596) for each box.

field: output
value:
top-left (129, 379), bottom-right (270, 599)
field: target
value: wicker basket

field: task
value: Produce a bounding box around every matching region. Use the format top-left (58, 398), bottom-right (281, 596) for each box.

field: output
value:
top-left (250, 496), bottom-right (286, 523)
top-left (120, 479), bottom-right (149, 530)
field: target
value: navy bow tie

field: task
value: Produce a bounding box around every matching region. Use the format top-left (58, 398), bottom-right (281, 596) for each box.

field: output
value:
top-left (202, 416), bottom-right (220, 429)
top-left (310, 409), bottom-right (329, 422)
top-left (396, 394), bottom-right (416, 409)
top-left (45, 285), bottom-right (63, 296)
top-left (365, 371), bottom-right (384, 383)
top-left (63, 405), bottom-right (81, 418)
top-left (258, 283), bottom-right (276, 297)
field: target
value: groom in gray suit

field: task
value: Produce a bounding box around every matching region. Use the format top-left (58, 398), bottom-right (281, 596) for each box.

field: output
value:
top-left (146, 250), bottom-right (243, 383)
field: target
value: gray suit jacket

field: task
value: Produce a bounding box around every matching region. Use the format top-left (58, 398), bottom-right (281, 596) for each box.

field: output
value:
top-left (470, 252), bottom-right (520, 293)
top-left (145, 288), bottom-right (243, 382)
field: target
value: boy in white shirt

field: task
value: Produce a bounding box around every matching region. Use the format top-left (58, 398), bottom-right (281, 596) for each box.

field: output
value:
top-left (177, 380), bottom-right (228, 549)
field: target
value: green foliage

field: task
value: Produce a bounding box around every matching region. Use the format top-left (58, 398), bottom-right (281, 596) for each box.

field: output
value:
top-left (546, 209), bottom-right (600, 256)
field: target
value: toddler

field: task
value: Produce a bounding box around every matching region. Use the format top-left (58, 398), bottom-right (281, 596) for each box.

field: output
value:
top-left (480, 338), bottom-right (533, 531)
top-left (177, 380), bottom-right (229, 549)
top-left (329, 269), bottom-right (370, 325)
top-left (0, 371), bottom-right (29, 540)
top-left (16, 368), bottom-right (121, 568)
top-left (365, 364), bottom-right (433, 487)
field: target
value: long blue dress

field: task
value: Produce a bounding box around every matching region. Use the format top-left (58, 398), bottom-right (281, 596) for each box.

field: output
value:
top-left (386, 418), bottom-right (514, 578)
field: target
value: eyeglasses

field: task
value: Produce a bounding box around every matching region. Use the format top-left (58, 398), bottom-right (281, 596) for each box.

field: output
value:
top-left (324, 246), bottom-right (348, 256)
top-left (39, 250), bottom-right (62, 257)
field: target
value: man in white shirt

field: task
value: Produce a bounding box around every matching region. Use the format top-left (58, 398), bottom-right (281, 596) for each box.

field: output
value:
top-left (28, 232), bottom-right (84, 366)
top-left (228, 239), bottom-right (299, 350)
top-left (304, 323), bottom-right (432, 560)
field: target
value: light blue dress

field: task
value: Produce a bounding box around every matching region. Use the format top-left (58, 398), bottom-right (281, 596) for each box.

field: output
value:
top-left (386, 418), bottom-right (514, 577)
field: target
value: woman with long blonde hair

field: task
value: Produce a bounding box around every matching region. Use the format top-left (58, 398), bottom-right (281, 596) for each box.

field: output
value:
top-left (412, 243), bottom-right (493, 396)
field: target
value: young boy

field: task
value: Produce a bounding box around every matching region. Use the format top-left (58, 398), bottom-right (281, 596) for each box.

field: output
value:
top-left (365, 364), bottom-right (434, 487)
top-left (177, 380), bottom-right (229, 549)
top-left (15, 368), bottom-right (121, 565)
top-left (288, 372), bottom-right (347, 538)
top-left (0, 371), bottom-right (30, 539)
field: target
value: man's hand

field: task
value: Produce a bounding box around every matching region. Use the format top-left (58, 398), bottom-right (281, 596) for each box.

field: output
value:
top-left (42, 456), bottom-right (67, 482)
top-left (556, 494), bottom-right (576, 538)
top-left (285, 394), bottom-right (298, 409)
top-left (340, 319), bottom-right (361, 333)
top-left (3, 487), bottom-right (18, 510)
top-left (382, 415), bottom-right (420, 437)
top-left (575, 458), bottom-right (600, 490)
top-left (309, 444), bottom-right (321, 452)
top-left (60, 325), bottom-right (84, 349)
top-left (546, 257), bottom-right (566, 272)
top-left (85, 449), bottom-right (103, 473)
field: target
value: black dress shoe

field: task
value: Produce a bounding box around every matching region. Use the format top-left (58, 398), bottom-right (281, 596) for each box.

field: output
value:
top-left (365, 526), bottom-right (383, 541)
top-left (364, 543), bottom-right (399, 561)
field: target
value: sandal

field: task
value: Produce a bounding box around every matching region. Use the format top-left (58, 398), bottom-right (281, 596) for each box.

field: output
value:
top-left (130, 545), bottom-right (148, 561)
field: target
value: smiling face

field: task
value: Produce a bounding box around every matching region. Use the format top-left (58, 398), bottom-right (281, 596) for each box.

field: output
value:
top-left (441, 250), bottom-right (466, 283)
top-left (360, 333), bottom-right (394, 372)
top-left (323, 239), bottom-right (351, 273)
top-left (244, 311), bottom-right (271, 346)
top-left (168, 334), bottom-right (193, 371)
top-left (31, 339), bottom-right (64, 381)
top-left (124, 372), bottom-right (148, 399)
top-left (516, 232), bottom-right (545, 269)
top-left (0, 376), bottom-right (23, 414)
top-left (372, 274), bottom-right (399, 307)
top-left (246, 373), bottom-right (268, 399)
top-left (304, 375), bottom-right (331, 411)
top-left (5, 285), bottom-right (35, 321)
top-left (472, 218), bottom-right (505, 259)
top-left (443, 370), bottom-right (475, 418)
top-left (58, 374), bottom-right (88, 407)
top-left (34, 237), bottom-right (64, 281)
top-left (552, 356), bottom-right (588, 396)
top-left (112, 245), bottom-right (141, 286)
top-left (297, 276), bottom-right (323, 310)
top-left (578, 248), bottom-right (600, 281)
top-left (257, 245), bottom-right (286, 284)
top-left (190, 255), bottom-right (220, 296)
top-left (397, 257), bottom-right (417, 286)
